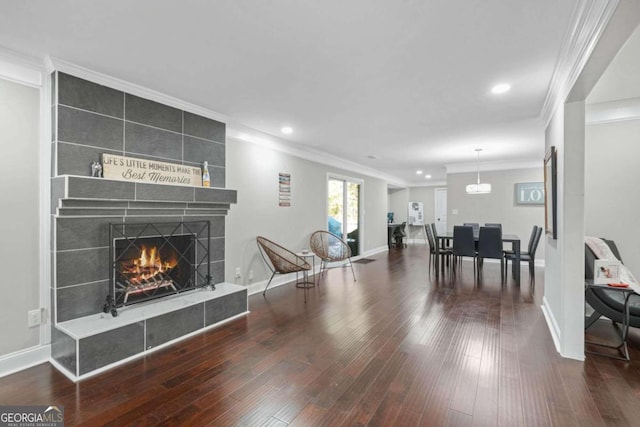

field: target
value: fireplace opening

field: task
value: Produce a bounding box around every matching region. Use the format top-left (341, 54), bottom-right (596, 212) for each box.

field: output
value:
top-left (105, 221), bottom-right (212, 316)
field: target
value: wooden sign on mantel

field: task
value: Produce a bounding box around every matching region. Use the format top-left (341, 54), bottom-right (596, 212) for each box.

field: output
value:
top-left (102, 154), bottom-right (203, 187)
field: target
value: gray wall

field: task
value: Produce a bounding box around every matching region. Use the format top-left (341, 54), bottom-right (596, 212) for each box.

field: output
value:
top-left (447, 168), bottom-right (545, 259)
top-left (388, 188), bottom-right (409, 224)
top-left (225, 138), bottom-right (388, 286)
top-left (585, 118), bottom-right (640, 274)
top-left (0, 78), bottom-right (41, 356)
top-left (407, 186), bottom-right (436, 241)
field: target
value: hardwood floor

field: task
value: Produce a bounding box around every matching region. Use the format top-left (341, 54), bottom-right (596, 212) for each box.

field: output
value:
top-left (3, 246), bottom-right (640, 426)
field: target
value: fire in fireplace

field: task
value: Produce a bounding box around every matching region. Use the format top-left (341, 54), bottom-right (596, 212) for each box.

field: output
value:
top-left (120, 244), bottom-right (179, 303)
top-left (105, 221), bottom-right (212, 316)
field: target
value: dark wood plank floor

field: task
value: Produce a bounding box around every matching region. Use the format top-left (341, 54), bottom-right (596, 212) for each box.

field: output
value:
top-left (3, 246), bottom-right (640, 426)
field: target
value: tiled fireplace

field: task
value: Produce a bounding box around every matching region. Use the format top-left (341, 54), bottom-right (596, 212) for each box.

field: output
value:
top-left (49, 72), bottom-right (247, 380)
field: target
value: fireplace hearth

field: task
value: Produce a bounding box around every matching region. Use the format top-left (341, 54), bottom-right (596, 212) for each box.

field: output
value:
top-left (104, 221), bottom-right (212, 316)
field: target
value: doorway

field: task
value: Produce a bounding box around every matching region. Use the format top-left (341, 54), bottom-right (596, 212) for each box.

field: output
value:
top-left (434, 188), bottom-right (447, 235)
top-left (328, 177), bottom-right (361, 256)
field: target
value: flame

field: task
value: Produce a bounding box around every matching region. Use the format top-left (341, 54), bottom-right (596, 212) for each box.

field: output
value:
top-left (123, 245), bottom-right (178, 285)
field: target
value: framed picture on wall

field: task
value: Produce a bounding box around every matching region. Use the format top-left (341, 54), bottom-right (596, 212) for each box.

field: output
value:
top-left (515, 182), bottom-right (544, 205)
top-left (544, 146), bottom-right (557, 239)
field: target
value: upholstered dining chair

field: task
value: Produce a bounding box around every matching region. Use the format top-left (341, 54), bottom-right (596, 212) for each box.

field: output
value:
top-left (425, 224), bottom-right (452, 273)
top-left (256, 236), bottom-right (312, 301)
top-left (504, 225), bottom-right (542, 281)
top-left (309, 230), bottom-right (356, 283)
top-left (452, 225), bottom-right (477, 274)
top-left (463, 222), bottom-right (480, 235)
top-left (432, 223), bottom-right (451, 248)
top-left (477, 226), bottom-right (504, 282)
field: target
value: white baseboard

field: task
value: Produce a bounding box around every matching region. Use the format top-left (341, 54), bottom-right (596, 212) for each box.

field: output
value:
top-left (0, 345), bottom-right (51, 379)
top-left (541, 297), bottom-right (562, 355)
top-left (360, 246), bottom-right (389, 257)
top-left (247, 246), bottom-right (389, 296)
top-left (407, 238), bottom-right (429, 245)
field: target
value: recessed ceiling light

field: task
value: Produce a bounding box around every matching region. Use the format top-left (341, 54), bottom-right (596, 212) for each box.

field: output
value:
top-left (281, 126), bottom-right (293, 135)
top-left (416, 170), bottom-right (423, 175)
top-left (425, 174), bottom-right (432, 179)
top-left (491, 83), bottom-right (511, 94)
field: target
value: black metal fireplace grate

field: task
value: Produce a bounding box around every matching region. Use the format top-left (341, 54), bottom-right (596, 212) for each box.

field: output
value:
top-left (104, 220), bottom-right (212, 316)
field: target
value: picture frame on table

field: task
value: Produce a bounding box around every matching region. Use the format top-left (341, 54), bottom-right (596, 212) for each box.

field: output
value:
top-left (594, 259), bottom-right (621, 285)
top-left (544, 146), bottom-right (557, 240)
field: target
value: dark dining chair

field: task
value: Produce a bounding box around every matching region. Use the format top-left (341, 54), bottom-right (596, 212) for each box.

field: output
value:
top-left (432, 223), bottom-right (450, 248)
top-left (452, 225), bottom-right (476, 274)
top-left (425, 224), bottom-right (451, 272)
top-left (477, 226), bottom-right (504, 282)
top-left (463, 222), bottom-right (480, 235)
top-left (485, 223), bottom-right (502, 230)
top-left (505, 225), bottom-right (542, 280)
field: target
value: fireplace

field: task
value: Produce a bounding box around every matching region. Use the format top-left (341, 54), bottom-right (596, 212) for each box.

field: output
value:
top-left (104, 221), bottom-right (213, 316)
top-left (50, 72), bottom-right (247, 381)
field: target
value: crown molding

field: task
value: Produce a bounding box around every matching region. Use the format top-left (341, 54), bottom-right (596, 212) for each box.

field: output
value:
top-left (541, 0), bottom-right (619, 126)
top-left (445, 160), bottom-right (541, 174)
top-left (0, 45), bottom-right (44, 87)
top-left (226, 128), bottom-right (408, 187)
top-left (586, 97), bottom-right (640, 124)
top-left (47, 56), bottom-right (229, 124)
top-left (47, 57), bottom-right (408, 187)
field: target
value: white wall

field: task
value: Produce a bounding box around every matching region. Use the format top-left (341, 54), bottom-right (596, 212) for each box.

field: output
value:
top-left (543, 101), bottom-right (586, 361)
top-left (446, 168), bottom-right (545, 259)
top-left (0, 78), bottom-right (41, 356)
top-left (225, 137), bottom-right (388, 287)
top-left (585, 117), bottom-right (640, 274)
top-left (541, 0), bottom-right (640, 361)
top-left (543, 107), bottom-right (563, 350)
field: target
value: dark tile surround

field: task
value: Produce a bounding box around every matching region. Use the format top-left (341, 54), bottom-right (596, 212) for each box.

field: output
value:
top-left (50, 71), bottom-right (245, 380)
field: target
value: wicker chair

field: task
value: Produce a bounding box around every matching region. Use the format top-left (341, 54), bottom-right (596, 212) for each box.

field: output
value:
top-left (256, 236), bottom-right (312, 299)
top-left (309, 230), bottom-right (356, 283)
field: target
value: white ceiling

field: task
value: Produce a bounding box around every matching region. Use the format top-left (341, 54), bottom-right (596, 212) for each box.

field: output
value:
top-left (0, 0), bottom-right (579, 185)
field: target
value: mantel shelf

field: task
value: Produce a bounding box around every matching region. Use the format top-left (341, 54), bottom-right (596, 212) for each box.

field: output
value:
top-left (52, 175), bottom-right (237, 216)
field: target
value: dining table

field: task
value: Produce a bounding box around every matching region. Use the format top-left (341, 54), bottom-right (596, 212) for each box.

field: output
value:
top-left (434, 231), bottom-right (521, 285)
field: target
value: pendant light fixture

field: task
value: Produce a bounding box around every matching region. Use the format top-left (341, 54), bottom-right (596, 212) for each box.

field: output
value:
top-left (466, 148), bottom-right (491, 194)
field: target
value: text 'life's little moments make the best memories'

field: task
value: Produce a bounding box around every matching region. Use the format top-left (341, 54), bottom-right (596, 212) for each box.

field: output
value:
top-left (102, 154), bottom-right (203, 187)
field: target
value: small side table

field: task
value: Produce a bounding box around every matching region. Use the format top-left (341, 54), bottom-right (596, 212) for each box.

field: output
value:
top-left (585, 280), bottom-right (635, 361)
top-left (295, 252), bottom-right (316, 288)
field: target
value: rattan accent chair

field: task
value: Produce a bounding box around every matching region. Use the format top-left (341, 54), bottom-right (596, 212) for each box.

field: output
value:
top-left (309, 230), bottom-right (356, 283)
top-left (256, 236), bottom-right (311, 298)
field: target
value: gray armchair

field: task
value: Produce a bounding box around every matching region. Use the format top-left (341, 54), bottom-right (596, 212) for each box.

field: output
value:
top-left (585, 239), bottom-right (640, 328)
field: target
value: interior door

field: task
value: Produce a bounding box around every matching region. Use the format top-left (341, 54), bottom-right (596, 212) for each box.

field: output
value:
top-left (434, 188), bottom-right (447, 234)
